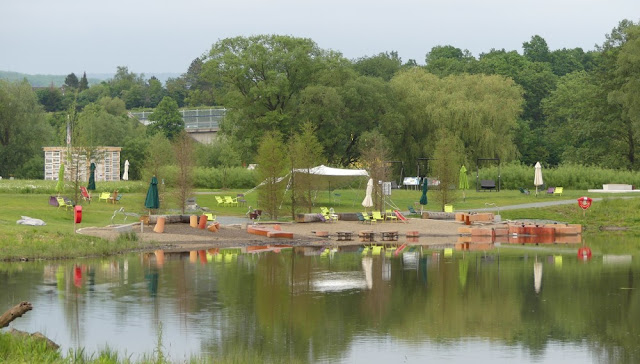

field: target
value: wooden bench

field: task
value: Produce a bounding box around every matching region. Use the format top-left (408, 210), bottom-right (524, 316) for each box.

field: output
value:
top-left (381, 231), bottom-right (399, 241)
top-left (480, 180), bottom-right (497, 191)
top-left (336, 231), bottom-right (354, 241)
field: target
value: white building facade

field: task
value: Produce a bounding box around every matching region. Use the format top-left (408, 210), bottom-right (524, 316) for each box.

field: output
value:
top-left (43, 146), bottom-right (122, 182)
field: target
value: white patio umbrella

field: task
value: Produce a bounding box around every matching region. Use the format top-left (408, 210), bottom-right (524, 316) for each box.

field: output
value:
top-left (362, 256), bottom-right (373, 290)
top-left (122, 160), bottom-right (129, 181)
top-left (534, 261), bottom-right (543, 294)
top-left (534, 162), bottom-right (544, 196)
top-left (362, 178), bottom-right (374, 209)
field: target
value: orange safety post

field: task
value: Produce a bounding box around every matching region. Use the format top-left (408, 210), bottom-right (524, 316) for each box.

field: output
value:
top-left (153, 216), bottom-right (166, 233)
top-left (198, 215), bottom-right (208, 229)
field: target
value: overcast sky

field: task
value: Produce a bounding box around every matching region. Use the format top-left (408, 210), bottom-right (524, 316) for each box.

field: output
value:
top-left (1, 0), bottom-right (638, 76)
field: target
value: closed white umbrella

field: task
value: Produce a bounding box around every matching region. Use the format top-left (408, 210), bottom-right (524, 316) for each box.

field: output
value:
top-left (122, 160), bottom-right (129, 181)
top-left (534, 162), bottom-right (544, 196)
top-left (362, 256), bottom-right (373, 290)
top-left (362, 178), bottom-right (374, 209)
top-left (534, 261), bottom-right (543, 294)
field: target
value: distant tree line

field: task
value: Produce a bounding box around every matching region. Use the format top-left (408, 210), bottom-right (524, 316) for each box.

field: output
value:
top-left (1, 19), bottom-right (640, 182)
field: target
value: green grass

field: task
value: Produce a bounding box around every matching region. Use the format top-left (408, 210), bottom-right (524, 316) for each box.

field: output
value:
top-left (2, 176), bottom-right (640, 261)
top-left (0, 331), bottom-right (303, 364)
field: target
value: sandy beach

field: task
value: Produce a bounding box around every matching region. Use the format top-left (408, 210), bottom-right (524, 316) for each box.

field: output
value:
top-left (77, 216), bottom-right (476, 251)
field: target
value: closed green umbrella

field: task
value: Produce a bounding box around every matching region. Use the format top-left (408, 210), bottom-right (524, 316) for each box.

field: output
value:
top-left (419, 177), bottom-right (428, 212)
top-left (87, 162), bottom-right (96, 191)
top-left (459, 165), bottom-right (469, 202)
top-left (55, 163), bottom-right (65, 195)
top-left (145, 176), bottom-right (159, 211)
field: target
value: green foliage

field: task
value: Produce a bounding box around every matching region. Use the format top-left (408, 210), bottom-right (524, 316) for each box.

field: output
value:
top-left (386, 69), bottom-right (521, 174)
top-left (64, 73), bottom-right (79, 90)
top-left (255, 131), bottom-right (288, 219)
top-left (424, 45), bottom-right (477, 76)
top-left (0, 80), bottom-right (52, 178)
top-left (75, 103), bottom-right (132, 147)
top-left (353, 51), bottom-right (402, 81)
top-left (203, 35), bottom-right (337, 162)
top-left (289, 122), bottom-right (325, 214)
top-left (432, 131), bottom-right (463, 209)
top-left (194, 136), bottom-right (242, 168)
top-left (142, 133), bottom-right (174, 183)
top-left (146, 96), bottom-right (184, 140)
top-left (192, 167), bottom-right (256, 189)
top-left (478, 162), bottom-right (640, 190)
top-left (36, 86), bottom-right (64, 112)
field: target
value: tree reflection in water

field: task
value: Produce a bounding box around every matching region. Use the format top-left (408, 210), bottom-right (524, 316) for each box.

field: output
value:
top-left (1, 242), bottom-right (639, 363)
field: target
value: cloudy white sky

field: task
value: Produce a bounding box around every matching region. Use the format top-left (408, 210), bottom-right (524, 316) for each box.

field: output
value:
top-left (2, 0), bottom-right (638, 76)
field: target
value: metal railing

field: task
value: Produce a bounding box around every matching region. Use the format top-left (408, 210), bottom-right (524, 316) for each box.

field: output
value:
top-left (129, 108), bottom-right (226, 130)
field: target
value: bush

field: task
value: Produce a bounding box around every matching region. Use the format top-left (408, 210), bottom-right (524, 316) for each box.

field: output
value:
top-left (477, 162), bottom-right (640, 190)
top-left (193, 167), bottom-right (256, 189)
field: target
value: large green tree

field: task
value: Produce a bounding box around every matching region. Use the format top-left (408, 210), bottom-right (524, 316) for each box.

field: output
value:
top-left (0, 80), bottom-right (51, 177)
top-left (147, 96), bottom-right (184, 140)
top-left (353, 51), bottom-right (402, 81)
top-left (385, 69), bottom-right (522, 174)
top-left (424, 45), bottom-right (478, 77)
top-left (202, 35), bottom-right (334, 160)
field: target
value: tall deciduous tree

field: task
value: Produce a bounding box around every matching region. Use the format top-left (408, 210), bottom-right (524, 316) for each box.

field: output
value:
top-left (358, 131), bottom-right (391, 211)
top-left (353, 51), bottom-right (402, 81)
top-left (147, 96), bottom-right (184, 140)
top-left (608, 23), bottom-right (640, 169)
top-left (424, 45), bottom-right (477, 77)
top-left (385, 69), bottom-right (522, 174)
top-left (202, 35), bottom-right (331, 160)
top-left (172, 131), bottom-right (195, 213)
top-left (432, 131), bottom-right (463, 210)
top-left (289, 122), bottom-right (325, 215)
top-left (0, 80), bottom-right (51, 177)
top-left (523, 35), bottom-right (551, 64)
top-left (255, 131), bottom-right (288, 219)
top-left (36, 84), bottom-right (64, 112)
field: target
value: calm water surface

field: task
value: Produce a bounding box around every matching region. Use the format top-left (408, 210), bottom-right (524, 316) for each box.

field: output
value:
top-left (2, 238), bottom-right (640, 363)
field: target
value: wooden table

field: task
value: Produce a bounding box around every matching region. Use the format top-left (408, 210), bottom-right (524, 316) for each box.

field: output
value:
top-left (359, 230), bottom-right (375, 242)
top-left (381, 231), bottom-right (399, 241)
top-left (336, 231), bottom-right (354, 241)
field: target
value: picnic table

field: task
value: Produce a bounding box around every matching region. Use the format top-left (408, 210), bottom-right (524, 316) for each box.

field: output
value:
top-left (358, 230), bottom-right (375, 242)
top-left (336, 231), bottom-right (354, 241)
top-left (381, 231), bottom-right (399, 241)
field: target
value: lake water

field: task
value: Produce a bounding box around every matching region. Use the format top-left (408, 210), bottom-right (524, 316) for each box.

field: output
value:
top-left (2, 238), bottom-right (640, 363)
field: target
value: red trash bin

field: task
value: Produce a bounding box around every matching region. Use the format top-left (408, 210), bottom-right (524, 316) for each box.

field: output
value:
top-left (74, 205), bottom-right (82, 223)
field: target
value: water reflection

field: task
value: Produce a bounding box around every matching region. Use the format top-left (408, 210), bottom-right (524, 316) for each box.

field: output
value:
top-left (1, 243), bottom-right (639, 363)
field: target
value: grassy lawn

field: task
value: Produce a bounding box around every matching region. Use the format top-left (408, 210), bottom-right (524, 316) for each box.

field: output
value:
top-left (2, 178), bottom-right (640, 260)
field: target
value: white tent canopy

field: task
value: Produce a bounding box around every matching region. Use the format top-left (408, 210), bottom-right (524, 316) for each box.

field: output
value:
top-left (290, 165), bottom-right (369, 191)
top-left (292, 165), bottom-right (368, 177)
top-left (246, 165), bottom-right (369, 195)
